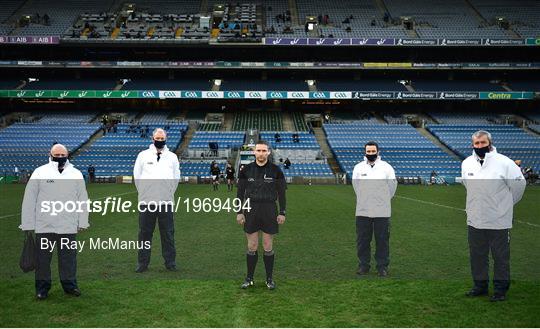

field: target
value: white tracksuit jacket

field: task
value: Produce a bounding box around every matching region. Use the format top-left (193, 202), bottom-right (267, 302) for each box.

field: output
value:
top-left (352, 156), bottom-right (397, 218)
top-left (461, 147), bottom-right (526, 230)
top-left (133, 144), bottom-right (180, 204)
top-left (20, 159), bottom-right (89, 234)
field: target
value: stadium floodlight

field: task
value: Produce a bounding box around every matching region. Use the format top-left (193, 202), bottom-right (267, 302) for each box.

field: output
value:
top-left (307, 80), bottom-right (315, 86)
top-left (27, 78), bottom-right (39, 83)
top-left (214, 79), bottom-right (222, 86)
top-left (121, 79), bottom-right (131, 85)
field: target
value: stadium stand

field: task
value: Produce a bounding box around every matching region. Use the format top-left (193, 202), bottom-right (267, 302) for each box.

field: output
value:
top-left (187, 131), bottom-right (245, 150)
top-left (197, 122), bottom-right (222, 131)
top-left (233, 111), bottom-right (283, 131)
top-left (36, 112), bottom-right (98, 124)
top-left (260, 131), bottom-right (319, 149)
top-left (213, 3), bottom-right (264, 42)
top-left (0, 0), bottom-right (538, 39)
top-left (383, 113), bottom-right (407, 124)
top-left (529, 124), bottom-right (540, 134)
top-left (263, 0), bottom-right (291, 34)
top-left (427, 124), bottom-right (540, 172)
top-left (135, 112), bottom-right (175, 124)
top-left (180, 160), bottom-right (227, 178)
top-left (127, 0), bottom-right (200, 13)
top-left (0, 0), bottom-right (24, 35)
top-left (429, 112), bottom-right (502, 124)
top-left (278, 162), bottom-right (334, 177)
top-left (73, 122), bottom-right (187, 177)
top-left (292, 112), bottom-right (310, 131)
top-left (9, 0), bottom-right (112, 36)
top-left (385, 0), bottom-right (510, 38)
top-left (0, 113), bottom-right (100, 174)
top-left (255, 130), bottom-right (333, 177)
top-left (469, 0), bottom-right (540, 38)
top-left (324, 121), bottom-right (462, 180)
top-left (296, 0), bottom-right (409, 38)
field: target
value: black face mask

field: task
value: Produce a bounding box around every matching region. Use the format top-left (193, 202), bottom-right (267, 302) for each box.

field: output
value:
top-left (365, 154), bottom-right (378, 162)
top-left (473, 145), bottom-right (490, 158)
top-left (51, 156), bottom-right (67, 166)
top-left (154, 140), bottom-right (166, 149)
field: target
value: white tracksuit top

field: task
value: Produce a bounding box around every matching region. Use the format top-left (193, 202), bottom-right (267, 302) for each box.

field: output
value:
top-left (461, 147), bottom-right (526, 230)
top-left (352, 157), bottom-right (397, 218)
top-left (20, 160), bottom-right (89, 234)
top-left (133, 144), bottom-right (180, 204)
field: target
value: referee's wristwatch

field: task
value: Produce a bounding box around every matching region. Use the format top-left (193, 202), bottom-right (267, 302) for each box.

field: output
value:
top-left (279, 210), bottom-right (286, 216)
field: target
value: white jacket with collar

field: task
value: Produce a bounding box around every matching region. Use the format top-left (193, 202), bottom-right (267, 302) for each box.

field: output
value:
top-left (20, 159), bottom-right (89, 234)
top-left (133, 144), bottom-right (180, 203)
top-left (352, 156), bottom-right (397, 218)
top-left (461, 146), bottom-right (526, 229)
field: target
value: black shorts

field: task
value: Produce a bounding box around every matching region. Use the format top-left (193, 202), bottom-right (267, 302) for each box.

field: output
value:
top-left (226, 175), bottom-right (235, 180)
top-left (243, 202), bottom-right (278, 235)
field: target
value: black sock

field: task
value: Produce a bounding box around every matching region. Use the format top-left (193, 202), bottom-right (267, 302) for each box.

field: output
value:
top-left (263, 250), bottom-right (274, 280)
top-left (246, 250), bottom-right (258, 279)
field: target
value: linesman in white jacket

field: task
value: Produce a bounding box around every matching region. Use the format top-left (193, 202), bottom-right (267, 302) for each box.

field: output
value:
top-left (352, 141), bottom-right (397, 277)
top-left (20, 144), bottom-right (89, 300)
top-left (461, 130), bottom-right (525, 302)
top-left (133, 128), bottom-right (180, 273)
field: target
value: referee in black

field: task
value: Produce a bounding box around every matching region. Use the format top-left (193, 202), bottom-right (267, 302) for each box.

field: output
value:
top-left (210, 162), bottom-right (221, 191)
top-left (236, 140), bottom-right (286, 290)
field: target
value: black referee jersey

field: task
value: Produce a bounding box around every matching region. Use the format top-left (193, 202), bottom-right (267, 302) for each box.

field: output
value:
top-left (236, 161), bottom-right (286, 215)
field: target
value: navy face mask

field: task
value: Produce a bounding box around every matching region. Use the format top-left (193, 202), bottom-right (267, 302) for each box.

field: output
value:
top-left (473, 145), bottom-right (490, 158)
top-left (51, 156), bottom-right (67, 166)
top-left (154, 140), bottom-right (166, 149)
top-left (365, 154), bottom-right (378, 162)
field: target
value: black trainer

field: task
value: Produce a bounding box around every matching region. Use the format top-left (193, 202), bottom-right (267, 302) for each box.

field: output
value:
top-left (266, 278), bottom-right (276, 290)
top-left (36, 292), bottom-right (48, 300)
top-left (377, 268), bottom-right (388, 277)
top-left (240, 277), bottom-right (254, 289)
top-left (65, 288), bottom-right (81, 297)
top-left (490, 292), bottom-right (506, 302)
top-left (356, 267), bottom-right (370, 275)
top-left (466, 288), bottom-right (488, 297)
top-left (135, 265), bottom-right (148, 273)
top-left (166, 265), bottom-right (178, 272)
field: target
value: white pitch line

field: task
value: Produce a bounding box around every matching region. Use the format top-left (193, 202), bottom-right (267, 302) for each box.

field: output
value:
top-left (395, 195), bottom-right (465, 212)
top-left (516, 220), bottom-right (540, 228)
top-left (0, 190), bottom-right (137, 219)
top-left (395, 194), bottom-right (540, 228)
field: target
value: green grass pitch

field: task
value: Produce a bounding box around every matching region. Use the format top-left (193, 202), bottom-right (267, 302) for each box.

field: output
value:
top-left (0, 183), bottom-right (538, 327)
